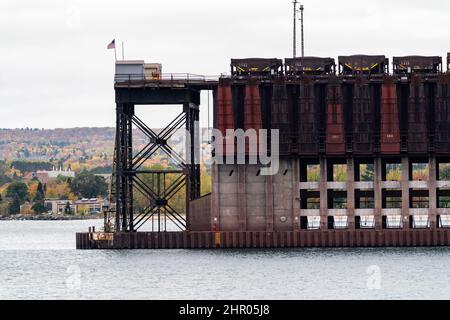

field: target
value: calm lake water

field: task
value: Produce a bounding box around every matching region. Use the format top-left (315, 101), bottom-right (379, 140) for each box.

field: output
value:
top-left (0, 220), bottom-right (449, 300)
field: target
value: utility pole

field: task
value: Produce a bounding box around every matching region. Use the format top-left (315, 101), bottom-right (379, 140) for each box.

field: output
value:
top-left (293, 0), bottom-right (297, 58)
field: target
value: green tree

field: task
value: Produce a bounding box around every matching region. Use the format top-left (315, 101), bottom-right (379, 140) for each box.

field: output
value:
top-left (8, 194), bottom-right (21, 214)
top-left (360, 164), bottom-right (374, 181)
top-left (10, 160), bottom-right (53, 172)
top-left (32, 203), bottom-right (47, 214)
top-left (6, 181), bottom-right (29, 204)
top-left (32, 182), bottom-right (46, 214)
top-left (69, 172), bottom-right (108, 198)
top-left (439, 163), bottom-right (450, 180)
top-left (0, 160), bottom-right (11, 186)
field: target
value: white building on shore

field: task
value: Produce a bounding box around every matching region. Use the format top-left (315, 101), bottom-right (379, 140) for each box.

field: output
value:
top-left (35, 166), bottom-right (75, 183)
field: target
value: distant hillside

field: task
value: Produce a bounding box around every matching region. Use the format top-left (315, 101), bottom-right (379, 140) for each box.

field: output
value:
top-left (0, 127), bottom-right (209, 172)
top-left (0, 128), bottom-right (212, 205)
top-left (0, 127), bottom-right (116, 162)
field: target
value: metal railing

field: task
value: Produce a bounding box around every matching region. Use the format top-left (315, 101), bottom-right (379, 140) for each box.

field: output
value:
top-left (114, 73), bottom-right (219, 84)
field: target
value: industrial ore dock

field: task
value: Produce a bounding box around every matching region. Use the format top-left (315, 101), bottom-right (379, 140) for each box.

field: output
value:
top-left (77, 53), bottom-right (450, 249)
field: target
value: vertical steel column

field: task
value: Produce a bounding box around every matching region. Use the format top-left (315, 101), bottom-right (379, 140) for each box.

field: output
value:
top-left (115, 104), bottom-right (122, 232)
top-left (115, 103), bottom-right (134, 231)
top-left (184, 103), bottom-right (191, 232)
top-left (346, 157), bottom-right (355, 230)
top-left (320, 157), bottom-right (328, 229)
top-left (211, 89), bottom-right (219, 231)
top-left (374, 157), bottom-right (382, 230)
top-left (184, 102), bottom-right (201, 231)
top-left (265, 171), bottom-right (274, 232)
top-left (429, 155), bottom-right (437, 229)
top-left (401, 157), bottom-right (410, 229)
top-left (126, 105), bottom-right (134, 231)
top-left (292, 158), bottom-right (300, 230)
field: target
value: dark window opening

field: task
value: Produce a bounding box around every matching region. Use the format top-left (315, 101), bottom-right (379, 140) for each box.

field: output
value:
top-left (382, 189), bottom-right (402, 208)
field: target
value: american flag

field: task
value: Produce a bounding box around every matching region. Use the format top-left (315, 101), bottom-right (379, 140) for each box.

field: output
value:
top-left (107, 39), bottom-right (115, 49)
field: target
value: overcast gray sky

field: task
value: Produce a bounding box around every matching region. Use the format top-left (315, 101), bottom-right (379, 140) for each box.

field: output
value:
top-left (1, 0), bottom-right (449, 129)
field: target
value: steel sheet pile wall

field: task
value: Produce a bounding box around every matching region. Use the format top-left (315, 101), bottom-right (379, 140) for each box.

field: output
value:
top-left (298, 78), bottom-right (319, 155)
top-left (408, 76), bottom-right (428, 153)
top-left (380, 77), bottom-right (400, 154)
top-left (435, 74), bottom-right (450, 153)
top-left (352, 78), bottom-right (374, 154)
top-left (326, 79), bottom-right (345, 154)
top-left (271, 82), bottom-right (291, 155)
top-left (79, 229), bottom-right (450, 249)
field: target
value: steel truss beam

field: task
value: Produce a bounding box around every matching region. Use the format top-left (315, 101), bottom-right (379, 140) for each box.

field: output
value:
top-left (114, 99), bottom-right (200, 232)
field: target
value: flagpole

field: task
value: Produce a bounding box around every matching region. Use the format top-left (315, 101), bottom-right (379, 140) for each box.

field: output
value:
top-left (122, 41), bottom-right (124, 60)
top-left (114, 46), bottom-right (117, 61)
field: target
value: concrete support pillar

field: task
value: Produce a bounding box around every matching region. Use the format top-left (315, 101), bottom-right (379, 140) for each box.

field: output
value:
top-left (292, 158), bottom-right (300, 230)
top-left (374, 157), bottom-right (382, 230)
top-left (401, 157), bottom-right (410, 229)
top-left (346, 157), bottom-right (355, 230)
top-left (320, 157), bottom-right (328, 230)
top-left (429, 156), bottom-right (437, 229)
top-left (238, 165), bottom-right (247, 231)
top-left (265, 173), bottom-right (274, 232)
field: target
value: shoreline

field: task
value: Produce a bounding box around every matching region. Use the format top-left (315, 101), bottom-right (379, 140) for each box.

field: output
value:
top-left (0, 214), bottom-right (103, 221)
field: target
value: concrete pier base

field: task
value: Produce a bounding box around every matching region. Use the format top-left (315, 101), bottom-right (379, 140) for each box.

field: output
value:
top-left (77, 229), bottom-right (450, 249)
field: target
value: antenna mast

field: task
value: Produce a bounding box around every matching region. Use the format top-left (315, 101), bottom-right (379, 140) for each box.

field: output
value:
top-left (300, 4), bottom-right (304, 57)
top-left (293, 1), bottom-right (305, 58)
top-left (293, 0), bottom-right (297, 58)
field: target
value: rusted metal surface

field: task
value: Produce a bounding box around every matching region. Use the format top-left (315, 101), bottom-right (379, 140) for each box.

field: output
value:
top-left (271, 82), bottom-right (291, 155)
top-left (338, 55), bottom-right (388, 75)
top-left (393, 56), bottom-right (442, 74)
top-left (408, 76), bottom-right (428, 153)
top-left (77, 229), bottom-right (450, 249)
top-left (244, 82), bottom-right (262, 155)
top-left (325, 79), bottom-right (345, 154)
top-left (352, 77), bottom-right (374, 154)
top-left (285, 57), bottom-right (335, 77)
top-left (215, 79), bottom-right (234, 156)
top-left (298, 78), bottom-right (319, 155)
top-left (435, 74), bottom-right (450, 153)
top-left (380, 77), bottom-right (400, 154)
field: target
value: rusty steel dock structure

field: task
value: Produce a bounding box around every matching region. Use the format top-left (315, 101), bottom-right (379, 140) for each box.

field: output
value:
top-left (77, 53), bottom-right (450, 249)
